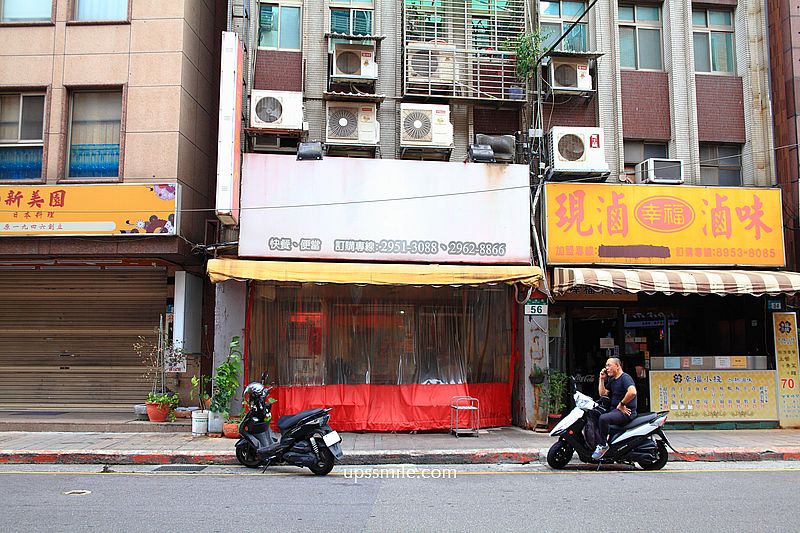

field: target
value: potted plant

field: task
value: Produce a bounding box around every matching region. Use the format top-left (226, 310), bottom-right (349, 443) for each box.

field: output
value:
top-left (223, 415), bottom-right (241, 439)
top-left (208, 336), bottom-right (244, 434)
top-left (543, 368), bottom-right (569, 430)
top-left (145, 391), bottom-right (179, 423)
top-left (189, 373), bottom-right (211, 436)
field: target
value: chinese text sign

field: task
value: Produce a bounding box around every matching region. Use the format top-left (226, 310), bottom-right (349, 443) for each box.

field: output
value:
top-left (0, 184), bottom-right (178, 236)
top-left (649, 370), bottom-right (778, 422)
top-left (545, 183), bottom-right (784, 267)
top-left (773, 312), bottom-right (800, 428)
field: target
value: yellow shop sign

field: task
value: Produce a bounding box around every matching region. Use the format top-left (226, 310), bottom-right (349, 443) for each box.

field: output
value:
top-left (544, 183), bottom-right (784, 267)
top-left (0, 184), bottom-right (178, 236)
top-left (649, 370), bottom-right (778, 422)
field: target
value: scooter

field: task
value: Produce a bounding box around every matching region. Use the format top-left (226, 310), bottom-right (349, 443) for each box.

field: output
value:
top-left (547, 388), bottom-right (676, 470)
top-left (235, 375), bottom-right (344, 476)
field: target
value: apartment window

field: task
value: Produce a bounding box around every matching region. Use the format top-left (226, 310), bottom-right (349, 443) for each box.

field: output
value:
top-left (623, 140), bottom-right (667, 179)
top-left (73, 0), bottom-right (127, 21)
top-left (66, 91), bottom-right (122, 179)
top-left (1, 0), bottom-right (51, 22)
top-left (0, 93), bottom-right (45, 180)
top-left (692, 9), bottom-right (734, 73)
top-left (619, 4), bottom-right (662, 70)
top-left (540, 1), bottom-right (588, 53)
top-left (700, 144), bottom-right (741, 186)
top-left (405, 0), bottom-right (448, 42)
top-left (331, 0), bottom-right (373, 35)
top-left (469, 0), bottom-right (524, 50)
top-left (258, 2), bottom-right (301, 50)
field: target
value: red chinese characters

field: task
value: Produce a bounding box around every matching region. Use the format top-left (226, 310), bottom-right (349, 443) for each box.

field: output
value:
top-left (634, 196), bottom-right (695, 233)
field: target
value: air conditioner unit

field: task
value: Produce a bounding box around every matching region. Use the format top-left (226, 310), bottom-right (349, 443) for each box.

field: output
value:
top-left (250, 90), bottom-right (304, 131)
top-left (406, 42), bottom-right (456, 83)
top-left (326, 102), bottom-right (380, 145)
top-left (635, 158), bottom-right (684, 185)
top-left (332, 43), bottom-right (377, 79)
top-left (400, 103), bottom-right (453, 147)
top-left (546, 126), bottom-right (609, 178)
top-left (548, 58), bottom-right (593, 92)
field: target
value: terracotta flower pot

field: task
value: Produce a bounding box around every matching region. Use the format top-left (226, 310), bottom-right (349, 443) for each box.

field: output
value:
top-left (146, 401), bottom-right (170, 423)
top-left (223, 422), bottom-right (240, 438)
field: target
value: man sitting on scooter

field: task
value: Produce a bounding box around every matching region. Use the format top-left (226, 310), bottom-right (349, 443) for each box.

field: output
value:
top-left (591, 357), bottom-right (637, 460)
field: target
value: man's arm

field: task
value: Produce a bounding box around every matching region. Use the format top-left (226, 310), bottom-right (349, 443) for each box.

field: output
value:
top-left (617, 384), bottom-right (637, 414)
top-left (598, 369), bottom-right (608, 397)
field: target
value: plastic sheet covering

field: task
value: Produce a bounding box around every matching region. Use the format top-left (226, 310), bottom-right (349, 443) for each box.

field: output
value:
top-left (248, 283), bottom-right (514, 430)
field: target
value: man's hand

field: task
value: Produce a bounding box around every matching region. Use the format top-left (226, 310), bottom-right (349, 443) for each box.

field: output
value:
top-left (600, 368), bottom-right (607, 379)
top-left (617, 403), bottom-right (631, 416)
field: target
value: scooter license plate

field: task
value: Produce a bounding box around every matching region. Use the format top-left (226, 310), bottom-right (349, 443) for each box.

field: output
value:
top-left (323, 431), bottom-right (341, 447)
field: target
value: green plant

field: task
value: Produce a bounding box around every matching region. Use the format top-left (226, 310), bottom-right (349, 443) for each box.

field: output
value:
top-left (529, 364), bottom-right (546, 385)
top-left (503, 30), bottom-right (546, 79)
top-left (190, 374), bottom-right (211, 409)
top-left (209, 336), bottom-right (244, 419)
top-left (146, 391), bottom-right (180, 421)
top-left (543, 369), bottom-right (569, 415)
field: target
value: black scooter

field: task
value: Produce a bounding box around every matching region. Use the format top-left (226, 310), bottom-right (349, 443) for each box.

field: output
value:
top-left (235, 375), bottom-right (344, 475)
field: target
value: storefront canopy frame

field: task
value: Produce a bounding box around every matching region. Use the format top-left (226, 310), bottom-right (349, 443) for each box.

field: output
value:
top-left (553, 267), bottom-right (800, 296)
top-left (207, 258), bottom-right (541, 287)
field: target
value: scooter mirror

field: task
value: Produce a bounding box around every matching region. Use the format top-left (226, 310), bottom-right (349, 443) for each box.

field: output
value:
top-left (261, 372), bottom-right (267, 384)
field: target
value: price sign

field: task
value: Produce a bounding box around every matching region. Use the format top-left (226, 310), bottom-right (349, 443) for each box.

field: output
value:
top-left (524, 298), bottom-right (548, 316)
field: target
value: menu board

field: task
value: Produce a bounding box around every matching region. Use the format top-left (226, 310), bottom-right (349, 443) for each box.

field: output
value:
top-left (773, 312), bottom-right (800, 428)
top-left (650, 370), bottom-right (778, 422)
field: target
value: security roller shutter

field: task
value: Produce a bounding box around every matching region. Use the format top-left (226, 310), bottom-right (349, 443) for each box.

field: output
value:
top-left (0, 268), bottom-right (168, 409)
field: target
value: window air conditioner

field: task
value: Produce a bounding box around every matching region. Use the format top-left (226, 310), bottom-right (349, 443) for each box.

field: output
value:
top-left (332, 43), bottom-right (377, 79)
top-left (546, 126), bottom-right (610, 179)
top-left (635, 158), bottom-right (684, 185)
top-left (250, 90), bottom-right (304, 131)
top-left (326, 102), bottom-right (380, 145)
top-left (406, 42), bottom-right (456, 83)
top-left (548, 58), bottom-right (593, 92)
top-left (399, 103), bottom-right (453, 147)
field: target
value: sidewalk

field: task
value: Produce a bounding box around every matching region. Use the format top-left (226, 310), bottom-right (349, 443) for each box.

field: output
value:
top-left (0, 412), bottom-right (799, 465)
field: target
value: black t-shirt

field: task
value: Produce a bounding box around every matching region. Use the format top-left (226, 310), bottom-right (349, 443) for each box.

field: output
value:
top-left (605, 372), bottom-right (637, 413)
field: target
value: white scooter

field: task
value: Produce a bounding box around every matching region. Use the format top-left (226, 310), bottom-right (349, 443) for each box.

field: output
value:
top-left (547, 389), bottom-right (675, 470)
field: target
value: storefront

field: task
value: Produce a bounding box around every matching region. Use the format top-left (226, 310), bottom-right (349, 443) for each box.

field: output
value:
top-left (0, 183), bottom-right (200, 409)
top-left (543, 182), bottom-right (800, 427)
top-left (211, 154), bottom-right (540, 431)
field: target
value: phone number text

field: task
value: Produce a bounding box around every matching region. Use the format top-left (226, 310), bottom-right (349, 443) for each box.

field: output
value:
top-left (333, 239), bottom-right (508, 257)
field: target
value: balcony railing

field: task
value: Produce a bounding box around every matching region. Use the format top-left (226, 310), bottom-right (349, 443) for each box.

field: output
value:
top-left (403, 0), bottom-right (527, 101)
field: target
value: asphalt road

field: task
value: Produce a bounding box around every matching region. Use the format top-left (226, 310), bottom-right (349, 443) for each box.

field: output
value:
top-left (0, 462), bottom-right (797, 532)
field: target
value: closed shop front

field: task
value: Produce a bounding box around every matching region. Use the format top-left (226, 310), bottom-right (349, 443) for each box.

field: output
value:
top-left (0, 268), bottom-right (168, 408)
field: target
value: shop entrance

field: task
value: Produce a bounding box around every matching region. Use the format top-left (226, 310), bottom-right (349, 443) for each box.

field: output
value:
top-left (568, 307), bottom-right (620, 397)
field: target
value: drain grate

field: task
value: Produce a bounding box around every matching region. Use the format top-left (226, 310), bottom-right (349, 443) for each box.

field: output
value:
top-left (153, 465), bottom-right (208, 472)
top-left (8, 411), bottom-right (68, 416)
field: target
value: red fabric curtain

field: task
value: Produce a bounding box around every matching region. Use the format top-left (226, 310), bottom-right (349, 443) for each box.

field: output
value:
top-left (268, 382), bottom-right (510, 432)
top-left (246, 283), bottom-right (514, 431)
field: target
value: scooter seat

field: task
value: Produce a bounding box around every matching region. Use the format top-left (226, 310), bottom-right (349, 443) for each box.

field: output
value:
top-left (277, 408), bottom-right (326, 431)
top-left (608, 412), bottom-right (658, 433)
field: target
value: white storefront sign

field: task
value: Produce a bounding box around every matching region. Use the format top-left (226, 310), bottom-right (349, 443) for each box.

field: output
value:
top-left (239, 154), bottom-right (532, 264)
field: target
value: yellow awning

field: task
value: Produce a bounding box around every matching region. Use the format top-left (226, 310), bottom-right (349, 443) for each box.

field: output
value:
top-left (207, 258), bottom-right (541, 286)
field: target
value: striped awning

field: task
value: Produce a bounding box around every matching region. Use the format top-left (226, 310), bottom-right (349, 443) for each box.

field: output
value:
top-left (552, 267), bottom-right (800, 296)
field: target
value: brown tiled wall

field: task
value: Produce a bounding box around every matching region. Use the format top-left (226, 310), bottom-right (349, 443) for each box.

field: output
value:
top-left (767, 0), bottom-right (800, 271)
top-left (254, 51), bottom-right (303, 91)
top-left (541, 97), bottom-right (596, 130)
top-left (621, 70), bottom-right (671, 140)
top-left (695, 74), bottom-right (745, 143)
top-left (473, 108), bottom-right (519, 134)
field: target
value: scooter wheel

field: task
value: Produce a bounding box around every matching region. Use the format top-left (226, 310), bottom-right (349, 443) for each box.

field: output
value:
top-left (308, 445), bottom-right (335, 476)
top-left (638, 441), bottom-right (668, 471)
top-left (547, 440), bottom-right (574, 469)
top-left (236, 444), bottom-right (261, 469)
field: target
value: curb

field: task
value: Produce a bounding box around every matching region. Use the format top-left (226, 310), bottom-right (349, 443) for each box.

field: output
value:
top-left (0, 448), bottom-right (799, 466)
